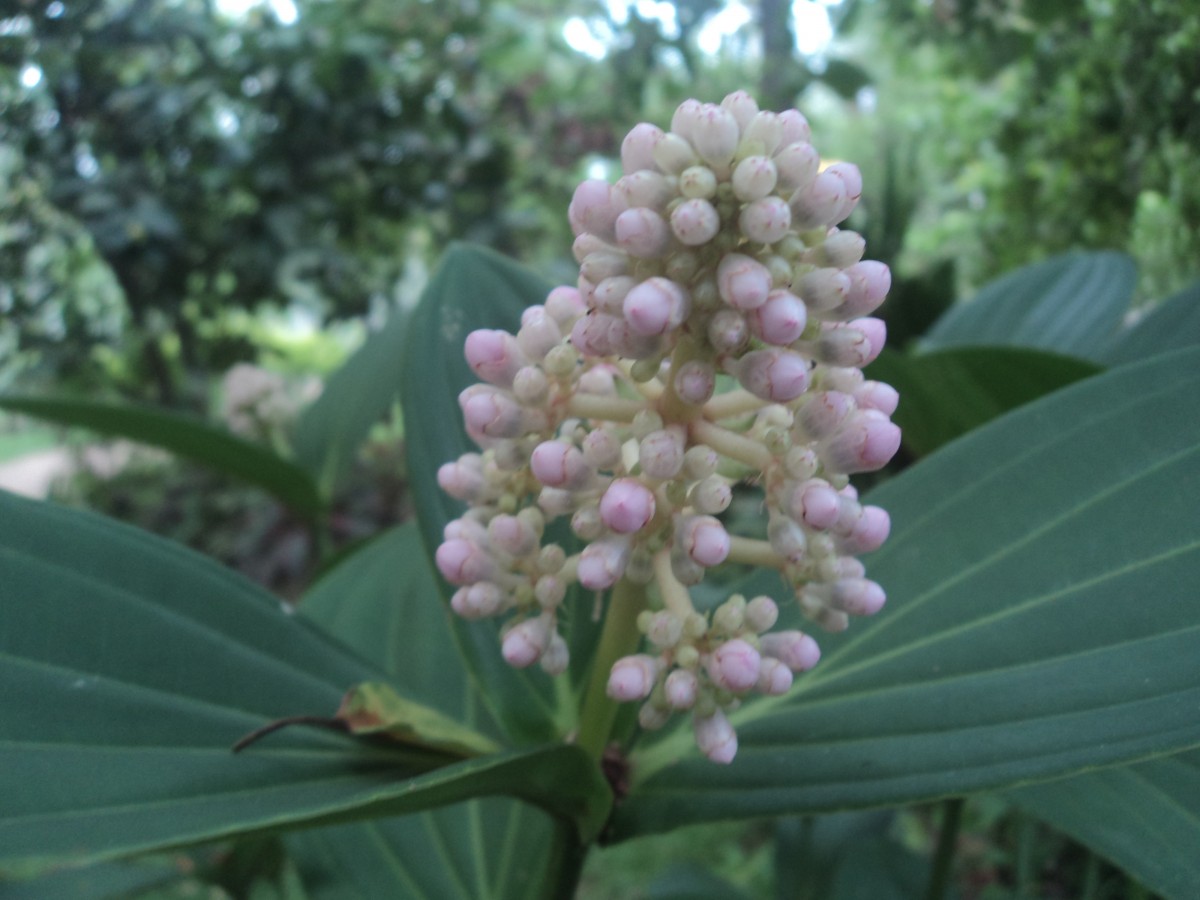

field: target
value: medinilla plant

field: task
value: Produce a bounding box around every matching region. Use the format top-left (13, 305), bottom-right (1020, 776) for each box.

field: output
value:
top-left (2, 93), bottom-right (1199, 899)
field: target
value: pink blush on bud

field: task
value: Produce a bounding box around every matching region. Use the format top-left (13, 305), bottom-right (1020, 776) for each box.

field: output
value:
top-left (694, 710), bottom-right (738, 764)
top-left (708, 638), bottom-right (761, 693)
top-left (607, 655), bottom-right (658, 701)
top-left (599, 479), bottom-right (657, 533)
top-left (748, 290), bottom-right (807, 345)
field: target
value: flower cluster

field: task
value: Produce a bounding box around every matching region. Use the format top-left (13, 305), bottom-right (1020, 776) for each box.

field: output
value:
top-left (436, 92), bottom-right (900, 763)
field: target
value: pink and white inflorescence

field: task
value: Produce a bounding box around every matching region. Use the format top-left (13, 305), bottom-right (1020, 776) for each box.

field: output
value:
top-left (436, 92), bottom-right (900, 764)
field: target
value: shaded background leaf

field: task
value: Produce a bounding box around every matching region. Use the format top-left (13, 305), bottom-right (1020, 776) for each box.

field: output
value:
top-left (1102, 278), bottom-right (1200, 365)
top-left (920, 251), bottom-right (1136, 362)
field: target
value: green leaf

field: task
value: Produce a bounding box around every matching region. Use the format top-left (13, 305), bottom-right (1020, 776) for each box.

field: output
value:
top-left (401, 244), bottom-right (565, 744)
top-left (0, 491), bottom-right (610, 874)
top-left (294, 524), bottom-right (590, 900)
top-left (1103, 278), bottom-right (1200, 365)
top-left (1004, 750), bottom-right (1200, 900)
top-left (612, 346), bottom-right (1200, 839)
top-left (291, 306), bottom-right (409, 492)
top-left (0, 395), bottom-right (322, 517)
top-left (920, 251), bottom-right (1136, 362)
top-left (335, 682), bottom-right (500, 757)
top-left (866, 346), bottom-right (1101, 456)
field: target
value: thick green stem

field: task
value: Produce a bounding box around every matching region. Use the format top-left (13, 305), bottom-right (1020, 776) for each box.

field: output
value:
top-left (576, 578), bottom-right (648, 760)
top-left (925, 797), bottom-right (964, 900)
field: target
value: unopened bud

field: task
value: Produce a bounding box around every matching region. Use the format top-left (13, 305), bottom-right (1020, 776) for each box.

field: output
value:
top-left (607, 654), bottom-right (660, 701)
top-left (681, 515), bottom-right (731, 567)
top-left (621, 123), bottom-right (665, 174)
top-left (674, 359), bottom-right (716, 405)
top-left (736, 349), bottom-right (810, 402)
top-left (665, 668), bottom-right (699, 709)
top-left (502, 615), bottom-right (552, 668)
top-left (577, 537), bottom-right (631, 589)
top-left (671, 198), bottom-right (721, 245)
top-left (757, 657), bottom-right (794, 695)
top-left (744, 595), bottom-right (779, 632)
top-left (747, 289), bottom-right (807, 345)
top-left (739, 196), bottom-right (791, 244)
top-left (599, 478), bottom-right (657, 533)
top-left (694, 709), bottom-right (738, 764)
top-left (465, 330), bottom-right (527, 387)
top-left (615, 208), bottom-right (671, 258)
top-left (732, 155), bottom-right (778, 201)
top-left (760, 630), bottom-right (821, 671)
top-left (717, 253), bottom-right (773, 310)
top-left (531, 440), bottom-right (590, 489)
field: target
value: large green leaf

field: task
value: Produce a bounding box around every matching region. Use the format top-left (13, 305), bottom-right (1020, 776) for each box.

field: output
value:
top-left (611, 347), bottom-right (1200, 838)
top-left (292, 524), bottom-right (577, 900)
top-left (866, 346), bottom-right (1101, 456)
top-left (920, 251), bottom-right (1136, 362)
top-left (1004, 750), bottom-right (1200, 900)
top-left (0, 395), bottom-right (321, 517)
top-left (291, 305), bottom-right (409, 492)
top-left (1103, 278), bottom-right (1200, 365)
top-left (0, 491), bottom-right (610, 874)
top-left (401, 243), bottom-right (568, 744)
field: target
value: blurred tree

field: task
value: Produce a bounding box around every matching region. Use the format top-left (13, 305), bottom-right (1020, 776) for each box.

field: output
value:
top-left (1, 0), bottom-right (513, 401)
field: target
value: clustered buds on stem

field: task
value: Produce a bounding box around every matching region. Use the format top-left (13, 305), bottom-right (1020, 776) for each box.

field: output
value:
top-left (436, 92), bottom-right (900, 763)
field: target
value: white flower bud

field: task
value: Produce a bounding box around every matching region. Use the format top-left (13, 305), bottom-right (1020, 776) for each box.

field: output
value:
top-left (665, 668), bottom-right (699, 709)
top-left (691, 103), bottom-right (740, 168)
top-left (670, 198), bottom-right (721, 245)
top-left (639, 428), bottom-right (685, 479)
top-left (679, 165), bottom-right (719, 199)
top-left (757, 657), bottom-right (794, 695)
top-left (717, 253), bottom-right (773, 311)
top-left (774, 141), bottom-right (820, 191)
top-left (742, 110), bottom-right (783, 155)
top-left (616, 170), bottom-right (674, 210)
top-left (653, 131), bottom-right (699, 174)
top-left (621, 122), bottom-right (664, 173)
top-left (450, 582), bottom-right (505, 619)
top-left (707, 308), bottom-right (749, 354)
top-left (683, 445), bottom-right (720, 480)
top-left (739, 196), bottom-right (792, 244)
top-left (735, 349), bottom-right (810, 402)
top-left (539, 633), bottom-right (570, 675)
top-left (674, 359), bottom-right (716, 405)
top-left (502, 615), bottom-right (552, 668)
top-left (720, 90), bottom-right (759, 129)
top-left (694, 709), bottom-right (738, 764)
top-left (744, 595), bottom-right (779, 632)
top-left (691, 475), bottom-right (732, 514)
top-left (731, 155), bottom-right (778, 201)
top-left (615, 208), bottom-right (671, 258)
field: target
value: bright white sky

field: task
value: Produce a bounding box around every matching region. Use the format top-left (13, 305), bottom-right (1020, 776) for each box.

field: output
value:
top-left (210, 0), bottom-right (839, 57)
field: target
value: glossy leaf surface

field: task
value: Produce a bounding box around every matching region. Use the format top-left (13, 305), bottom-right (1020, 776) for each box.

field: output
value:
top-left (0, 395), bottom-right (321, 516)
top-left (612, 347), bottom-right (1200, 838)
top-left (0, 492), bottom-right (607, 874)
top-left (920, 251), bottom-right (1135, 362)
top-left (867, 345), bottom-right (1100, 456)
top-left (401, 243), bottom-right (568, 744)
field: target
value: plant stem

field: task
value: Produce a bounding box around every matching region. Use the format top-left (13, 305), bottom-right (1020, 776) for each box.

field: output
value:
top-left (538, 820), bottom-right (589, 900)
top-left (1015, 812), bottom-right (1036, 896)
top-left (576, 578), bottom-right (648, 760)
top-left (925, 797), bottom-right (964, 900)
top-left (1081, 851), bottom-right (1101, 900)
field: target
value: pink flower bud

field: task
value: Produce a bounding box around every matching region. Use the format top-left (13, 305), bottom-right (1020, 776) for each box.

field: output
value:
top-left (831, 578), bottom-right (887, 616)
top-left (577, 537), bottom-right (631, 589)
top-left (607, 654), bottom-right (659, 701)
top-left (591, 276), bottom-right (636, 315)
top-left (615, 207), bottom-right (671, 258)
top-left (443, 516), bottom-right (487, 544)
top-left (745, 595), bottom-right (779, 632)
top-left (732, 155), bottom-right (778, 202)
top-left (599, 478), bottom-right (656, 533)
top-left (665, 668), bottom-right (698, 709)
top-left (450, 582), bottom-right (505, 619)
top-left (502, 615), bottom-right (552, 668)
top-left (530, 440), bottom-right (590, 489)
top-left (839, 505), bottom-right (891, 554)
top-left (736, 349), bottom-right (810, 402)
top-left (674, 359), bottom-right (716, 404)
top-left (435, 538), bottom-right (494, 586)
top-left (464, 330), bottom-right (527, 387)
top-left (437, 457), bottom-right (484, 502)
top-left (582, 427), bottom-right (622, 469)
top-left (747, 289), bottom-right (808, 345)
top-left (694, 710), bottom-right (738, 764)
top-left (823, 162), bottom-right (862, 222)
top-left (616, 170), bottom-right (674, 210)
top-left (777, 109), bottom-right (812, 145)
top-left (459, 386), bottom-right (525, 439)
top-left (739, 196), bottom-right (792, 244)
top-left (621, 122), bottom-right (664, 173)
top-left (670, 98), bottom-right (704, 140)
top-left (570, 311), bottom-right (617, 357)
top-left (742, 111), bottom-right (783, 155)
top-left (791, 479), bottom-right (839, 529)
top-left (720, 90), bottom-right (759, 129)
top-left (820, 410), bottom-right (901, 474)
top-left (516, 308), bottom-right (563, 360)
top-left (692, 103), bottom-right (740, 168)
top-left (790, 168), bottom-right (848, 230)
top-left (717, 253), bottom-right (773, 310)
top-left (573, 233), bottom-right (613, 264)
top-left (774, 141), bottom-right (820, 191)
top-left (761, 630), bottom-right (821, 672)
top-left (639, 428), bottom-right (685, 479)
top-left (837, 261), bottom-right (892, 318)
top-left (681, 515), bottom-right (731, 567)
top-left (569, 179), bottom-right (625, 239)
top-left (854, 381), bottom-right (900, 416)
top-left (813, 322), bottom-right (873, 367)
top-left (544, 285), bottom-right (587, 327)
top-left (706, 639), bottom-right (761, 692)
top-left (707, 308), bottom-right (749, 353)
top-left (795, 391), bottom-right (856, 439)
top-left (757, 657), bottom-right (794, 695)
top-left (487, 514), bottom-right (538, 557)
top-left (670, 198), bottom-right (720, 245)
top-left (623, 277), bottom-right (690, 336)
top-left (798, 267), bottom-right (851, 313)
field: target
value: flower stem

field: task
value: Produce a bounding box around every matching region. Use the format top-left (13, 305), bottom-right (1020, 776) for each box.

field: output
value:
top-left (576, 578), bottom-right (648, 760)
top-left (925, 797), bottom-right (964, 900)
top-left (691, 419), bottom-right (774, 470)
